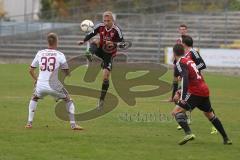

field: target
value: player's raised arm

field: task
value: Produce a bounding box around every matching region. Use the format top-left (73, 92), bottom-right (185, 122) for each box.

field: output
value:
top-left (78, 24), bottom-right (101, 45)
top-left (114, 25), bottom-right (124, 42)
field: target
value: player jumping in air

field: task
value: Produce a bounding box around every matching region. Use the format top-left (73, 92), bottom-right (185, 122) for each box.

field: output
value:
top-left (25, 33), bottom-right (83, 130)
top-left (171, 44), bottom-right (232, 145)
top-left (78, 11), bottom-right (124, 110)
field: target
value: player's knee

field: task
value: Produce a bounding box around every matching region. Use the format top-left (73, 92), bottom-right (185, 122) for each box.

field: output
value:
top-left (63, 96), bottom-right (72, 103)
top-left (172, 106), bottom-right (184, 116)
top-left (103, 70), bottom-right (110, 80)
top-left (204, 111), bottom-right (215, 120)
top-left (32, 95), bottom-right (39, 102)
top-left (172, 109), bottom-right (181, 116)
top-left (175, 112), bottom-right (188, 122)
top-left (92, 39), bottom-right (100, 47)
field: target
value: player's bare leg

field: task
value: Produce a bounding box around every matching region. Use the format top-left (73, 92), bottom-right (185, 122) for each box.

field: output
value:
top-left (64, 96), bottom-right (83, 130)
top-left (203, 112), bottom-right (232, 145)
top-left (172, 106), bottom-right (195, 145)
top-left (97, 69), bottom-right (110, 111)
top-left (25, 95), bottom-right (39, 128)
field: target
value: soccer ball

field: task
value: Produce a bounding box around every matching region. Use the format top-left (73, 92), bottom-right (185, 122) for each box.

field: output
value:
top-left (80, 20), bottom-right (94, 33)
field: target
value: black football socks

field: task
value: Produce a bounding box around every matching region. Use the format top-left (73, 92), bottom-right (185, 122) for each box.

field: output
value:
top-left (100, 79), bottom-right (109, 101)
top-left (210, 116), bottom-right (228, 140)
top-left (175, 112), bottom-right (192, 135)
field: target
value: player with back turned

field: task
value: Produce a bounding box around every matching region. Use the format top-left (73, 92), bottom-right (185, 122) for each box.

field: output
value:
top-left (78, 11), bottom-right (124, 110)
top-left (171, 44), bottom-right (232, 145)
top-left (25, 33), bottom-right (83, 130)
top-left (170, 25), bottom-right (191, 130)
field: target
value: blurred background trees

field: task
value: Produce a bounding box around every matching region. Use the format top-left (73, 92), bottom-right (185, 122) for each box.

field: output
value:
top-left (39, 0), bottom-right (240, 20)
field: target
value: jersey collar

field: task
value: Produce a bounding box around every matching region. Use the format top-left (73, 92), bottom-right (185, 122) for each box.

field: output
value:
top-left (105, 24), bottom-right (114, 32)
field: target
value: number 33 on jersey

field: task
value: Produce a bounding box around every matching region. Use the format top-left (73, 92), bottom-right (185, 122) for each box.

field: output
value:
top-left (31, 49), bottom-right (68, 81)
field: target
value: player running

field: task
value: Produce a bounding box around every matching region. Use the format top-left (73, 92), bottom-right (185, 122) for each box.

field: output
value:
top-left (170, 25), bottom-right (190, 129)
top-left (171, 24), bottom-right (189, 103)
top-left (176, 35), bottom-right (218, 134)
top-left (171, 44), bottom-right (232, 145)
top-left (25, 33), bottom-right (83, 130)
top-left (78, 11), bottom-right (124, 110)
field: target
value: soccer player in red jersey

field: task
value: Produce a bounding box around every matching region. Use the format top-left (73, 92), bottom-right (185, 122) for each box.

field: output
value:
top-left (78, 11), bottom-right (124, 109)
top-left (171, 24), bottom-right (189, 102)
top-left (171, 44), bottom-right (232, 145)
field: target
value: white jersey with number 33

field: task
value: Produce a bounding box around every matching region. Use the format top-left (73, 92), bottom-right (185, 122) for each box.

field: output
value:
top-left (31, 49), bottom-right (68, 82)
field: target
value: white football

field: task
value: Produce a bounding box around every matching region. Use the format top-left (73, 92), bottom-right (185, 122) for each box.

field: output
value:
top-left (80, 20), bottom-right (94, 33)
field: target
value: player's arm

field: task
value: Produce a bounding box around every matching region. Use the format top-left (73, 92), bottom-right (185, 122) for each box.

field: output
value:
top-left (114, 26), bottom-right (124, 42)
top-left (78, 24), bottom-right (100, 45)
top-left (29, 53), bottom-right (39, 84)
top-left (29, 67), bottom-right (38, 82)
top-left (191, 50), bottom-right (206, 71)
top-left (171, 66), bottom-right (179, 101)
top-left (60, 54), bottom-right (70, 77)
top-left (178, 62), bottom-right (189, 101)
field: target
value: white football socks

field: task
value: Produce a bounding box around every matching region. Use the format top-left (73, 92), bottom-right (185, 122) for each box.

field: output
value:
top-left (66, 101), bottom-right (76, 124)
top-left (28, 100), bottom-right (38, 122)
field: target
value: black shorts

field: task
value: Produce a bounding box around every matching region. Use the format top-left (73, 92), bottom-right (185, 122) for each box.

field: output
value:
top-left (178, 94), bottom-right (213, 112)
top-left (95, 48), bottom-right (113, 71)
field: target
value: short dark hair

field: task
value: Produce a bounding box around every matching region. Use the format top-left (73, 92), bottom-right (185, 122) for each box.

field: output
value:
top-left (182, 35), bottom-right (193, 47)
top-left (47, 32), bottom-right (58, 46)
top-left (173, 44), bottom-right (185, 56)
top-left (179, 24), bottom-right (187, 29)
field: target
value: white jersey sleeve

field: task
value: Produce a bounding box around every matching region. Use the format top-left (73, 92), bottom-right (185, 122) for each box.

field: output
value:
top-left (60, 54), bottom-right (68, 69)
top-left (31, 52), bottom-right (40, 68)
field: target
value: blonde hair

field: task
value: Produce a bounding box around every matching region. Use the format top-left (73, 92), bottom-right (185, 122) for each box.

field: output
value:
top-left (103, 11), bottom-right (114, 20)
top-left (47, 32), bottom-right (58, 46)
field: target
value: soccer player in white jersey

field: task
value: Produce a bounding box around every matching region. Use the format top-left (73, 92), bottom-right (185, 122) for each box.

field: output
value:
top-left (25, 33), bottom-right (83, 130)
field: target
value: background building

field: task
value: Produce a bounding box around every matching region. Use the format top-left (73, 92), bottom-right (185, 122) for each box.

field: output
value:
top-left (0, 0), bottom-right (40, 21)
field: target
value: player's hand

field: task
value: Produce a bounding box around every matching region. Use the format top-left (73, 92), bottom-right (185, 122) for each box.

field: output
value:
top-left (173, 90), bottom-right (181, 103)
top-left (177, 76), bottom-right (182, 81)
top-left (77, 40), bottom-right (85, 45)
top-left (173, 94), bottom-right (180, 103)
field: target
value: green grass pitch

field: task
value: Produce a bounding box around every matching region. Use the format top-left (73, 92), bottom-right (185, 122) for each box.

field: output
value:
top-left (0, 64), bottom-right (239, 160)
